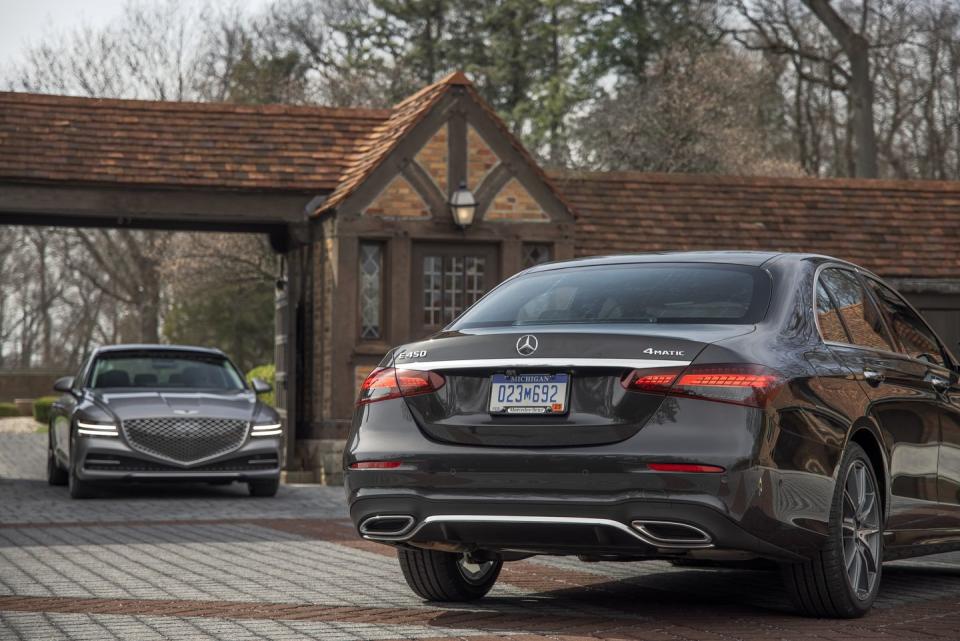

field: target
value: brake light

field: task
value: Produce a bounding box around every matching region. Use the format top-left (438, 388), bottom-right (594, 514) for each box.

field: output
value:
top-left (621, 368), bottom-right (681, 393)
top-left (622, 364), bottom-right (781, 408)
top-left (356, 368), bottom-right (445, 406)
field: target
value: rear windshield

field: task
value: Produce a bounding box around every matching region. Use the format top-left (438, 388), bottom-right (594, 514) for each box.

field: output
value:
top-left (88, 351), bottom-right (246, 390)
top-left (451, 263), bottom-right (771, 329)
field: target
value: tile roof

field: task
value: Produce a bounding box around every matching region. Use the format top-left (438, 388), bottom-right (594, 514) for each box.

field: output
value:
top-left (314, 71), bottom-right (576, 217)
top-left (0, 92), bottom-right (389, 191)
top-left (313, 72), bottom-right (461, 214)
top-left (551, 170), bottom-right (960, 279)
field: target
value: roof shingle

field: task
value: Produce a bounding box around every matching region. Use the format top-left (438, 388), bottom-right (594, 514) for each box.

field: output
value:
top-left (551, 170), bottom-right (960, 279)
top-left (0, 92), bottom-right (389, 191)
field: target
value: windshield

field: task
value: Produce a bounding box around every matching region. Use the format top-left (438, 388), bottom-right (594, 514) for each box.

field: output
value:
top-left (451, 263), bottom-right (771, 329)
top-left (88, 351), bottom-right (246, 390)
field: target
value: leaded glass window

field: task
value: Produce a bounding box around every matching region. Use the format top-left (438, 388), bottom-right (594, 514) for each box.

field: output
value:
top-left (359, 243), bottom-right (383, 339)
top-left (522, 243), bottom-right (552, 268)
top-left (422, 254), bottom-right (487, 329)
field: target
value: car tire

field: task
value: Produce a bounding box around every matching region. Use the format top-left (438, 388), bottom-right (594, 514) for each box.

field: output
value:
top-left (781, 442), bottom-right (883, 618)
top-left (398, 549), bottom-right (502, 602)
top-left (47, 450), bottom-right (68, 486)
top-left (247, 478), bottom-right (279, 497)
top-left (47, 435), bottom-right (68, 486)
top-left (68, 463), bottom-right (97, 499)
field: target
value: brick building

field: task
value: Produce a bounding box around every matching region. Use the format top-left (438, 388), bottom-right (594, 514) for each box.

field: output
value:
top-left (3, 72), bottom-right (960, 482)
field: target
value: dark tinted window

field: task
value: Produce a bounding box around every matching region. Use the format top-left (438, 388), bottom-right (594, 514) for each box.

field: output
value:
top-left (818, 268), bottom-right (894, 352)
top-left (89, 352), bottom-right (245, 390)
top-left (865, 278), bottom-right (945, 366)
top-left (815, 282), bottom-right (850, 343)
top-left (451, 263), bottom-right (771, 329)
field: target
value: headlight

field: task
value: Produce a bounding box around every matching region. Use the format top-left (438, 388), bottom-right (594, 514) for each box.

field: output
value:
top-left (251, 421), bottom-right (282, 437)
top-left (77, 421), bottom-right (119, 437)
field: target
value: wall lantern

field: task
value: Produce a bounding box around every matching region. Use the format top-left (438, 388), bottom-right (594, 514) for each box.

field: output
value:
top-left (449, 181), bottom-right (477, 229)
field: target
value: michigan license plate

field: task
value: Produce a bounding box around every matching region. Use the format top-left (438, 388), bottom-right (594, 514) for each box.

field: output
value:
top-left (489, 373), bottom-right (569, 415)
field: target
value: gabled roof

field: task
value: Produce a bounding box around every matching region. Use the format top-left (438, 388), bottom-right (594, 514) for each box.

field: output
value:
top-left (551, 170), bottom-right (960, 279)
top-left (313, 71), bottom-right (466, 214)
top-left (313, 71), bottom-right (576, 217)
top-left (0, 92), bottom-right (389, 191)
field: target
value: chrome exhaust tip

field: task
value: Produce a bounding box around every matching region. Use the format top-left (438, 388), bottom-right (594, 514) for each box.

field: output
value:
top-left (359, 515), bottom-right (416, 539)
top-left (630, 520), bottom-right (713, 548)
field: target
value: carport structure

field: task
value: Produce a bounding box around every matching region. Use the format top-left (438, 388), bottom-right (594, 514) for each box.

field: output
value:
top-left (0, 92), bottom-right (390, 465)
top-left (6, 72), bottom-right (960, 482)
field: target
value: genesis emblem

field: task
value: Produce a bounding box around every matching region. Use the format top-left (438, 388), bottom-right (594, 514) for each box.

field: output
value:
top-left (173, 409), bottom-right (199, 415)
top-left (516, 335), bottom-right (539, 356)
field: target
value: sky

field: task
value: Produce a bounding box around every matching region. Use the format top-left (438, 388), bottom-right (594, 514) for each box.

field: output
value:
top-left (0, 0), bottom-right (271, 69)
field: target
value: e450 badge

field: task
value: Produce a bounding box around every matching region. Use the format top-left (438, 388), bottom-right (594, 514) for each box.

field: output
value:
top-left (395, 349), bottom-right (427, 360)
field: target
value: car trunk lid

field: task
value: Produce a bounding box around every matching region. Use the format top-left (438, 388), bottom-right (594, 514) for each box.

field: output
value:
top-left (395, 325), bottom-right (751, 447)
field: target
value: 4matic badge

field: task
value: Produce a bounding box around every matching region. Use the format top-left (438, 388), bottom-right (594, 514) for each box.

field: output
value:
top-left (643, 347), bottom-right (685, 356)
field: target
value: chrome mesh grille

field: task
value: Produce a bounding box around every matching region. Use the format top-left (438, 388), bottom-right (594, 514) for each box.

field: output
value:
top-left (123, 417), bottom-right (248, 464)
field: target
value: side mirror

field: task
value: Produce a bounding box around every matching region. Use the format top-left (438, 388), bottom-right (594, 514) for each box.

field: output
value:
top-left (251, 378), bottom-right (272, 394)
top-left (53, 376), bottom-right (75, 393)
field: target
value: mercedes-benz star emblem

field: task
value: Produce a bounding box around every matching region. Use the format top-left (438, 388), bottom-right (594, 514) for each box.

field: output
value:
top-left (516, 335), bottom-right (539, 356)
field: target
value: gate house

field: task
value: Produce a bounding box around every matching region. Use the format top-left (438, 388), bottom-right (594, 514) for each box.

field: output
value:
top-left (3, 71), bottom-right (960, 482)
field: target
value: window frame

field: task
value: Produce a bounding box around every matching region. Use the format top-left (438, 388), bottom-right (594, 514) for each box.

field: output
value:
top-left (861, 273), bottom-right (955, 370)
top-left (357, 240), bottom-right (387, 343)
top-left (410, 243), bottom-right (500, 339)
top-left (812, 264), bottom-right (899, 358)
top-left (521, 242), bottom-right (553, 269)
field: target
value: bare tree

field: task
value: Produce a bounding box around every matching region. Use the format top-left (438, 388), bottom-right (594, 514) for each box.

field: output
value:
top-left (801, 0), bottom-right (879, 177)
top-left (575, 45), bottom-right (803, 176)
top-left (726, 0), bottom-right (960, 180)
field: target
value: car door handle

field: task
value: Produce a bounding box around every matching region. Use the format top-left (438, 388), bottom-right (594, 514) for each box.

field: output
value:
top-left (863, 369), bottom-right (885, 386)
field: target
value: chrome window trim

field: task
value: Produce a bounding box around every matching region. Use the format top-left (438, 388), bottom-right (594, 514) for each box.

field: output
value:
top-left (361, 514), bottom-right (714, 549)
top-left (394, 358), bottom-right (691, 372)
top-left (814, 262), bottom-right (957, 372)
top-left (860, 274), bottom-right (954, 370)
top-left (812, 263), bottom-right (897, 355)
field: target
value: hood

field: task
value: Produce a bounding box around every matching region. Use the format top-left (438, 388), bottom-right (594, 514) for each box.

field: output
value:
top-left (90, 390), bottom-right (258, 422)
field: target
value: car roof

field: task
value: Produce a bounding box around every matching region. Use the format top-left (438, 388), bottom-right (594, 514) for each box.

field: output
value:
top-left (524, 251), bottom-right (852, 273)
top-left (92, 344), bottom-right (226, 357)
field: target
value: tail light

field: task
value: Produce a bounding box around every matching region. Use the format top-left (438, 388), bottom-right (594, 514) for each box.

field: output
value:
top-left (357, 367), bottom-right (446, 406)
top-left (622, 363), bottom-right (781, 408)
top-left (349, 460), bottom-right (403, 470)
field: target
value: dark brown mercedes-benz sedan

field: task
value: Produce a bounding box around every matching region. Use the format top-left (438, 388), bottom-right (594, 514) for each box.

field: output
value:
top-left (345, 251), bottom-right (960, 617)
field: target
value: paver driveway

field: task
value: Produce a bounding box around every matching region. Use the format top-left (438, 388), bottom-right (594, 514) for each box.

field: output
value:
top-left (4, 430), bottom-right (960, 640)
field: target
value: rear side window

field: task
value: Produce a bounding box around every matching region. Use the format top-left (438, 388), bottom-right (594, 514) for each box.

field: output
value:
top-left (865, 278), bottom-right (945, 366)
top-left (451, 263), bottom-right (771, 329)
top-left (815, 282), bottom-right (850, 343)
top-left (818, 268), bottom-right (894, 352)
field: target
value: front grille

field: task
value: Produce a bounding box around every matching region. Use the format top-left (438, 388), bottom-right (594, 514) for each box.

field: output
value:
top-left (123, 417), bottom-right (248, 464)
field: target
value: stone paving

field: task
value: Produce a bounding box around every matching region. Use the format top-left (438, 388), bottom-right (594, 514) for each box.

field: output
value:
top-left (5, 432), bottom-right (960, 640)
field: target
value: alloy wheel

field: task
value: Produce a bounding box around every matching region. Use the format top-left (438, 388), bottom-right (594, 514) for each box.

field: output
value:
top-left (841, 460), bottom-right (881, 600)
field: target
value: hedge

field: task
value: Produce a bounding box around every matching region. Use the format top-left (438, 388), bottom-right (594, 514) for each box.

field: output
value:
top-left (246, 364), bottom-right (276, 407)
top-left (0, 403), bottom-right (19, 418)
top-left (32, 396), bottom-right (59, 425)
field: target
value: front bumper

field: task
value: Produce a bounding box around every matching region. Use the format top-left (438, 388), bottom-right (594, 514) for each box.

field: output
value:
top-left (74, 434), bottom-right (281, 483)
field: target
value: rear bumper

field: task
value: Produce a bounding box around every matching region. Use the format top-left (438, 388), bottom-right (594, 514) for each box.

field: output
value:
top-left (74, 435), bottom-right (281, 483)
top-left (348, 491), bottom-right (806, 561)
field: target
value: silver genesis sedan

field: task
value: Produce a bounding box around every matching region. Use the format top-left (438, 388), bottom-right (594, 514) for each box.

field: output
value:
top-left (47, 344), bottom-right (282, 498)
